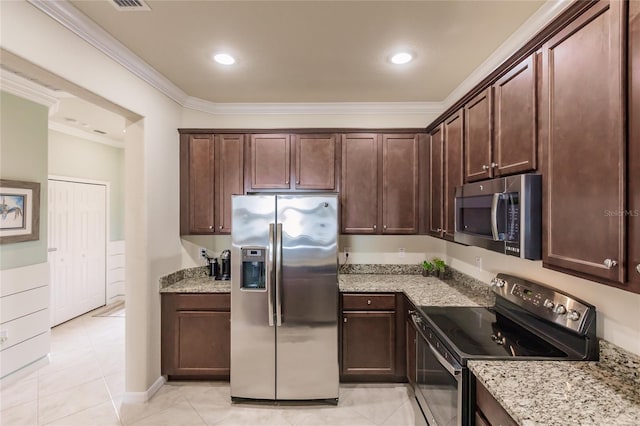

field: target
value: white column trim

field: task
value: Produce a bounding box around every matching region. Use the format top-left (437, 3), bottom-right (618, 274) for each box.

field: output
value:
top-left (121, 376), bottom-right (166, 403)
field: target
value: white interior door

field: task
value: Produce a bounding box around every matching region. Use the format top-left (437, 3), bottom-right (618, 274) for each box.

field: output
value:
top-left (49, 180), bottom-right (106, 326)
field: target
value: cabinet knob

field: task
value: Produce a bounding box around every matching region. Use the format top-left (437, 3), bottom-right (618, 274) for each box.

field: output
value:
top-left (636, 264), bottom-right (640, 274)
top-left (367, 299), bottom-right (372, 305)
top-left (383, 225), bottom-right (387, 230)
top-left (343, 318), bottom-right (347, 323)
top-left (218, 225), bottom-right (223, 230)
top-left (285, 180), bottom-right (289, 184)
top-left (490, 162), bottom-right (498, 168)
top-left (603, 259), bottom-right (618, 269)
top-left (436, 228), bottom-right (442, 232)
top-left (482, 165), bottom-right (489, 171)
top-left (209, 225), bottom-right (214, 230)
top-left (296, 180), bottom-right (300, 184)
top-left (373, 225), bottom-right (377, 230)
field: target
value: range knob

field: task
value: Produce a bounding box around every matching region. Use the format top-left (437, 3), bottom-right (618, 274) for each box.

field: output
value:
top-left (543, 299), bottom-right (555, 310)
top-left (568, 310), bottom-right (581, 321)
top-left (554, 304), bottom-right (567, 315)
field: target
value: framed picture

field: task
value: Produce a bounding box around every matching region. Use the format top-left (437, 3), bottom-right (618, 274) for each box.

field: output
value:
top-left (0, 179), bottom-right (40, 244)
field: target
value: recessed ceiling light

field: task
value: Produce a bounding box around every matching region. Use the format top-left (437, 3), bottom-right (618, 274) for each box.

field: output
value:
top-left (213, 53), bottom-right (235, 65)
top-left (390, 52), bottom-right (413, 65)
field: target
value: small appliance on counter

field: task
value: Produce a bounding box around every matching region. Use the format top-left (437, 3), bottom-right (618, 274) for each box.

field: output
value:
top-left (217, 249), bottom-right (231, 280)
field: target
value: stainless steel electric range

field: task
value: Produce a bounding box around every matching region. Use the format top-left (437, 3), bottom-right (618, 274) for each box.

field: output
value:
top-left (410, 273), bottom-right (598, 426)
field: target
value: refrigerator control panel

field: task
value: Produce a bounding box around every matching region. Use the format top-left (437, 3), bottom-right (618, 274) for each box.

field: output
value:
top-left (241, 247), bottom-right (266, 290)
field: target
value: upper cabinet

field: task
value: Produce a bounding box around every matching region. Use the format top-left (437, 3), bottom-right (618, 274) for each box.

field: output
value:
top-left (180, 133), bottom-right (244, 235)
top-left (443, 110), bottom-right (464, 241)
top-left (342, 133), bottom-right (419, 234)
top-left (492, 54), bottom-right (538, 177)
top-left (248, 133), bottom-right (338, 191)
top-left (628, 0), bottom-right (640, 293)
top-left (541, 0), bottom-right (626, 284)
top-left (464, 88), bottom-right (493, 182)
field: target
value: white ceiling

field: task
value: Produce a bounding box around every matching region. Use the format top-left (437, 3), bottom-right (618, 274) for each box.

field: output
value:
top-left (69, 0), bottom-right (547, 103)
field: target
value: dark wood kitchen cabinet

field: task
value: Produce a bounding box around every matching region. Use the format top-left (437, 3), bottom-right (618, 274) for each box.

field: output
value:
top-left (249, 134), bottom-right (291, 190)
top-left (492, 54), bottom-right (538, 177)
top-left (180, 133), bottom-right (244, 235)
top-left (628, 0), bottom-right (640, 293)
top-left (248, 133), bottom-right (338, 191)
top-left (341, 134), bottom-right (379, 234)
top-left (161, 293), bottom-right (230, 379)
top-left (428, 125), bottom-right (444, 237)
top-left (541, 0), bottom-right (626, 285)
top-left (341, 134), bottom-right (419, 234)
top-left (474, 377), bottom-right (517, 426)
top-left (341, 293), bottom-right (405, 381)
top-left (464, 88), bottom-right (493, 182)
top-left (443, 109), bottom-right (464, 240)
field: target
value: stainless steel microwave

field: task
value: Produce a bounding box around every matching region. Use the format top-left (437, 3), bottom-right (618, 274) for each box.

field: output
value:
top-left (454, 174), bottom-right (542, 260)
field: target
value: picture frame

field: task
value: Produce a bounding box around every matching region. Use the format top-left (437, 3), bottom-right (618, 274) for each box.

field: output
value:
top-left (0, 179), bottom-right (40, 244)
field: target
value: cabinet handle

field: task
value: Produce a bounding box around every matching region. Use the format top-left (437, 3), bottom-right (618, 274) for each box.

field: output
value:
top-left (436, 228), bottom-right (442, 232)
top-left (603, 259), bottom-right (618, 269)
top-left (218, 225), bottom-right (223, 230)
top-left (482, 165), bottom-right (489, 171)
top-left (344, 318), bottom-right (347, 323)
top-left (373, 225), bottom-right (377, 230)
top-left (490, 162), bottom-right (498, 168)
top-left (285, 180), bottom-right (289, 184)
top-left (636, 264), bottom-right (640, 274)
top-left (296, 180), bottom-right (300, 184)
top-left (383, 225), bottom-right (387, 230)
top-left (209, 225), bottom-right (214, 230)
top-left (367, 299), bottom-right (372, 305)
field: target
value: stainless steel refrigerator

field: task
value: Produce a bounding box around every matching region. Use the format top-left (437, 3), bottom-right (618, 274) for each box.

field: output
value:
top-left (230, 194), bottom-right (339, 402)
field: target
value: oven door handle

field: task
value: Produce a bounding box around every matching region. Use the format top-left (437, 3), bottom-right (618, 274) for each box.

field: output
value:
top-left (411, 315), bottom-right (462, 377)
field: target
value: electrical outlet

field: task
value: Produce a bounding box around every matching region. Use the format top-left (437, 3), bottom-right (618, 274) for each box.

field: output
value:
top-left (398, 248), bottom-right (406, 258)
top-left (199, 247), bottom-right (208, 259)
top-left (475, 256), bottom-right (482, 270)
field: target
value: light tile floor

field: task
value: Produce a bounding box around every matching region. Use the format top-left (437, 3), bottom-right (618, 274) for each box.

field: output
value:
top-left (1, 306), bottom-right (426, 426)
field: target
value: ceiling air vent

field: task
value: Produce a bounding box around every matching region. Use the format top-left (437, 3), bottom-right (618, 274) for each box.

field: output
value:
top-left (110, 0), bottom-right (151, 11)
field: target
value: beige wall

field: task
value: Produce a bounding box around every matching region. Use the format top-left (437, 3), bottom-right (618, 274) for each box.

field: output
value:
top-left (48, 130), bottom-right (125, 241)
top-left (0, 91), bottom-right (49, 270)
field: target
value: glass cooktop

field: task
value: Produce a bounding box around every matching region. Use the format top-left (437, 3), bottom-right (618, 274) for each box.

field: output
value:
top-left (418, 306), bottom-right (568, 359)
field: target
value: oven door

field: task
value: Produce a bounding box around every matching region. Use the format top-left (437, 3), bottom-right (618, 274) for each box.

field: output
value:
top-left (413, 316), bottom-right (462, 426)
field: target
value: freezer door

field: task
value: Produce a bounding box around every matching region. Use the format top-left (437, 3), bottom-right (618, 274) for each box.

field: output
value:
top-left (231, 195), bottom-right (276, 400)
top-left (275, 194), bottom-right (339, 400)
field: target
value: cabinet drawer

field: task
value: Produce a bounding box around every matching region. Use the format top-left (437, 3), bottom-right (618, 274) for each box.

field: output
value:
top-left (342, 293), bottom-right (395, 310)
top-left (165, 293), bottom-right (230, 311)
top-left (476, 379), bottom-right (517, 426)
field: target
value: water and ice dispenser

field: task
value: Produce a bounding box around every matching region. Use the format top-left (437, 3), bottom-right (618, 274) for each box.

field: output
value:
top-left (241, 247), bottom-right (266, 290)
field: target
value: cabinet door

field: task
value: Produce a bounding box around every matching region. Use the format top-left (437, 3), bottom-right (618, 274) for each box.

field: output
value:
top-left (341, 311), bottom-right (396, 376)
top-left (341, 134), bottom-right (379, 234)
top-left (185, 134), bottom-right (215, 234)
top-left (382, 134), bottom-right (418, 234)
top-left (172, 311), bottom-right (230, 376)
top-left (541, 0), bottom-right (625, 283)
top-left (443, 110), bottom-right (464, 240)
top-left (250, 134), bottom-right (291, 189)
top-left (464, 88), bottom-right (493, 182)
top-left (216, 134), bottom-right (244, 234)
top-left (629, 0), bottom-right (640, 292)
top-left (428, 125), bottom-right (444, 237)
top-left (294, 134), bottom-right (337, 190)
top-left (493, 54), bottom-right (537, 176)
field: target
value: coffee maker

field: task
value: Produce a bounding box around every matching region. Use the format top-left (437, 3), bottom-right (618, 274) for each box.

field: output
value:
top-left (217, 249), bottom-right (231, 280)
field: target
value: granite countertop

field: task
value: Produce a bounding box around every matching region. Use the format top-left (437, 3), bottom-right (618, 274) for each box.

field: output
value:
top-left (159, 264), bottom-right (494, 308)
top-left (468, 340), bottom-right (640, 426)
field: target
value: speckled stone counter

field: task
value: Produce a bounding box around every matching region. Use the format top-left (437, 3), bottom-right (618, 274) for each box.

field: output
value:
top-left (468, 340), bottom-right (640, 426)
top-left (339, 274), bottom-right (494, 307)
top-left (159, 266), bottom-right (231, 293)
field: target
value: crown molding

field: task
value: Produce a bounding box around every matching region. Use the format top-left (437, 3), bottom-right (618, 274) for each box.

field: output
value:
top-left (28, 0), bottom-right (188, 106)
top-left (183, 97), bottom-right (445, 116)
top-left (49, 121), bottom-right (125, 148)
top-left (442, 0), bottom-right (573, 109)
top-left (0, 69), bottom-right (59, 108)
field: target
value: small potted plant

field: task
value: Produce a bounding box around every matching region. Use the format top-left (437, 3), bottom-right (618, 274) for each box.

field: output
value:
top-left (433, 257), bottom-right (446, 279)
top-left (422, 260), bottom-right (435, 277)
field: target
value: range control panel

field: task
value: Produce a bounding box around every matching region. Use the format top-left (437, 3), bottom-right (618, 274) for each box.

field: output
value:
top-left (490, 273), bottom-right (595, 335)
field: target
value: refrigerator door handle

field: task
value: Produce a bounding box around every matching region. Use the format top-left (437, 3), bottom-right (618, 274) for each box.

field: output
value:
top-left (275, 223), bottom-right (283, 326)
top-left (267, 223), bottom-right (275, 327)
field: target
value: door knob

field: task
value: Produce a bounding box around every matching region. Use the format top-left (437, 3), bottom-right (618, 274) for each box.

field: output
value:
top-left (603, 259), bottom-right (618, 269)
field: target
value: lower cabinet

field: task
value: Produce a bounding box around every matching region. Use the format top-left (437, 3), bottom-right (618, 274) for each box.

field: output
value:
top-left (474, 376), bottom-right (517, 426)
top-left (161, 293), bottom-right (230, 380)
top-left (340, 293), bottom-right (406, 382)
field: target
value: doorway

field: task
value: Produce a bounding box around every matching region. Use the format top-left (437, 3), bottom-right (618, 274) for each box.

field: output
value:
top-left (48, 178), bottom-right (107, 326)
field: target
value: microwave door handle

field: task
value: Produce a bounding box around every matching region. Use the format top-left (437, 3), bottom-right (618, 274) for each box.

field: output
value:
top-left (267, 223), bottom-right (275, 327)
top-left (491, 193), bottom-right (502, 241)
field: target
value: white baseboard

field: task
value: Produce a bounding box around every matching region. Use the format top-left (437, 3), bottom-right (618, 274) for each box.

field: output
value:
top-left (121, 375), bottom-right (166, 403)
top-left (0, 355), bottom-right (49, 388)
